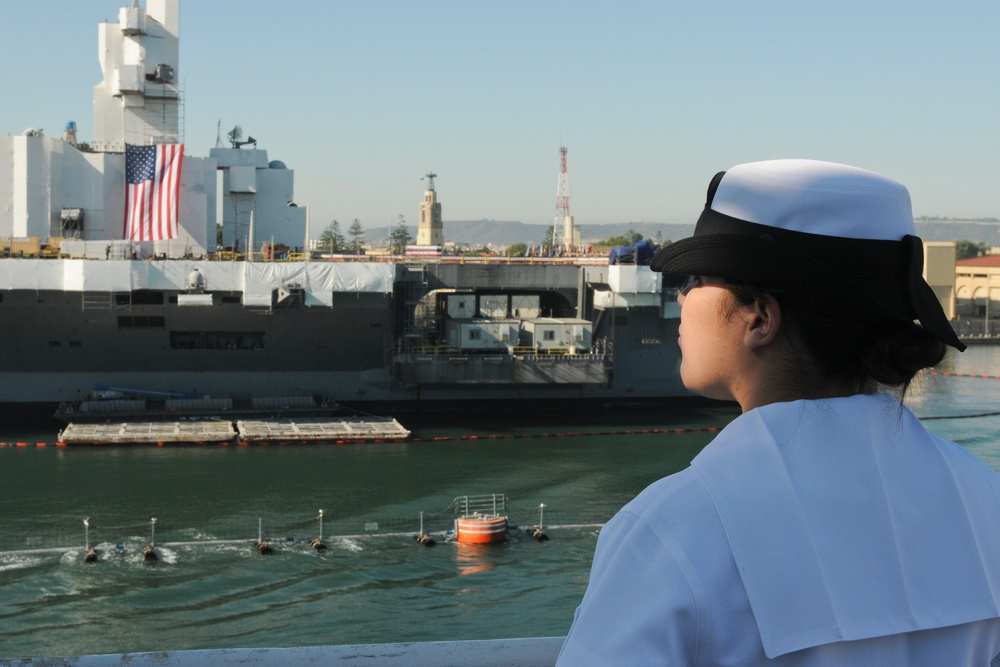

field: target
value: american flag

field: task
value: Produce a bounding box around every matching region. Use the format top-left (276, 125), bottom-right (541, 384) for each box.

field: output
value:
top-left (123, 143), bottom-right (184, 241)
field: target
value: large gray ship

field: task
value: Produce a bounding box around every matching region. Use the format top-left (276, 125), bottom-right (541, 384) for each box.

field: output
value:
top-left (0, 255), bottom-right (687, 414)
top-left (0, 0), bottom-right (687, 417)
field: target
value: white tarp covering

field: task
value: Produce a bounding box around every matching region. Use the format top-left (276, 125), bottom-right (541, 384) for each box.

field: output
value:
top-left (0, 259), bottom-right (397, 297)
top-left (65, 259), bottom-right (134, 291)
top-left (304, 289), bottom-right (334, 307)
top-left (1, 258), bottom-right (65, 290)
top-left (134, 261), bottom-right (246, 293)
top-left (243, 262), bottom-right (302, 303)
top-left (593, 291), bottom-right (662, 309)
top-left (242, 262), bottom-right (396, 302)
top-left (608, 264), bottom-right (662, 294)
top-left (308, 262), bottom-right (396, 293)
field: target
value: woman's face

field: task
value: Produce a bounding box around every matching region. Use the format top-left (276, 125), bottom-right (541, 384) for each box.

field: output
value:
top-left (676, 276), bottom-right (751, 402)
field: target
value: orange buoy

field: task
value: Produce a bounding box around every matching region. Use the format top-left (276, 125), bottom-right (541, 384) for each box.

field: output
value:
top-left (455, 515), bottom-right (508, 544)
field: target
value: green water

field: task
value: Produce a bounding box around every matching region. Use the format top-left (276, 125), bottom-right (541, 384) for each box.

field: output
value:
top-left (1, 346), bottom-right (998, 660)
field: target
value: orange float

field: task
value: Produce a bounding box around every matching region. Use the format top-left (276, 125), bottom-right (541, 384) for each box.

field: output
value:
top-left (455, 514), bottom-right (508, 544)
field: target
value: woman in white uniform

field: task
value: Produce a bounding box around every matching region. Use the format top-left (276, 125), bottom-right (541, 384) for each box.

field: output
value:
top-left (557, 159), bottom-right (1000, 666)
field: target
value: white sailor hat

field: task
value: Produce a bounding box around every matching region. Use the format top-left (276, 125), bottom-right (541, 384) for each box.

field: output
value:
top-left (650, 159), bottom-right (965, 350)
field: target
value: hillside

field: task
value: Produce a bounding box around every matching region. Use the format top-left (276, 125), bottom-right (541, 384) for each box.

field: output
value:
top-left (368, 220), bottom-right (698, 248)
top-left (913, 220), bottom-right (1000, 247)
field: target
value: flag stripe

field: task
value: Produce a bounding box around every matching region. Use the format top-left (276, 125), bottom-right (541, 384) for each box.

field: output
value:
top-left (123, 143), bottom-right (184, 241)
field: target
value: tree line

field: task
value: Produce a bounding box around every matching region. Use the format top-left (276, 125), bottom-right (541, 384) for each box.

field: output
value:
top-left (318, 217), bottom-right (414, 255)
top-left (315, 221), bottom-right (679, 257)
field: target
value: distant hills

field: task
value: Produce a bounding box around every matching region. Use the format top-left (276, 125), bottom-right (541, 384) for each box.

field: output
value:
top-left (369, 218), bottom-right (1000, 249)
top-left (912, 219), bottom-right (1000, 247)
top-left (368, 220), bottom-right (696, 248)
top-left (441, 220), bottom-right (699, 247)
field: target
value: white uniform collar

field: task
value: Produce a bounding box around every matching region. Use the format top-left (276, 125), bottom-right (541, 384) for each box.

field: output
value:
top-left (691, 394), bottom-right (1000, 658)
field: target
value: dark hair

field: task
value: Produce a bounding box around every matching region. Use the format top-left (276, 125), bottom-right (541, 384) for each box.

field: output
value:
top-left (724, 281), bottom-right (946, 396)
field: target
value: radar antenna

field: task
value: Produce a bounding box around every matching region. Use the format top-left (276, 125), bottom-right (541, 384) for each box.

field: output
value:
top-left (227, 125), bottom-right (257, 149)
top-left (423, 171), bottom-right (437, 191)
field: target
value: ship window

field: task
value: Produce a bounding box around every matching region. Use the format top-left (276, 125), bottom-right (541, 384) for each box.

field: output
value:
top-left (370, 322), bottom-right (382, 328)
top-left (69, 341), bottom-right (82, 347)
top-left (131, 290), bottom-right (165, 305)
top-left (118, 316), bottom-right (165, 329)
top-left (49, 340), bottom-right (61, 347)
top-left (469, 329), bottom-right (482, 340)
top-left (543, 330), bottom-right (555, 341)
top-left (170, 331), bottom-right (265, 350)
top-left (221, 296), bottom-right (241, 304)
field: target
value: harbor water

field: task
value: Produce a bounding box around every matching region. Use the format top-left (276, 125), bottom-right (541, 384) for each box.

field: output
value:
top-left (1, 346), bottom-right (999, 660)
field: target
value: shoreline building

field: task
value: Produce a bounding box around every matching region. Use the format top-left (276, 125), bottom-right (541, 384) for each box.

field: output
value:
top-left (955, 254), bottom-right (1000, 319)
top-left (407, 171), bottom-right (443, 258)
top-left (923, 241), bottom-right (959, 320)
top-left (416, 172), bottom-right (443, 247)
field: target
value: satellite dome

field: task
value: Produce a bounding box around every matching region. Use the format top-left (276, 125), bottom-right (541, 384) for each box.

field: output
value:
top-left (187, 269), bottom-right (205, 291)
top-left (268, 160), bottom-right (287, 170)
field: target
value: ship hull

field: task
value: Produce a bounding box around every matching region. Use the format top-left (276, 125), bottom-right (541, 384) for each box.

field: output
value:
top-left (0, 259), bottom-right (688, 411)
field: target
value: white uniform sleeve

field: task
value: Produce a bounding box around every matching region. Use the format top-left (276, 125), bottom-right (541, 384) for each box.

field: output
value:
top-left (556, 509), bottom-right (702, 666)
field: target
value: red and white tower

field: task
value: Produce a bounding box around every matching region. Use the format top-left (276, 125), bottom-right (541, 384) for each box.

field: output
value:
top-left (552, 145), bottom-right (576, 253)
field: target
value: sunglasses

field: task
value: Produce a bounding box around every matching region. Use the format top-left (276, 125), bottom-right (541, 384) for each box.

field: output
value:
top-left (665, 274), bottom-right (702, 296)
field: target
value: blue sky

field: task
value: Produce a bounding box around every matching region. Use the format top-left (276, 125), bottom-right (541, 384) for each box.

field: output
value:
top-left (3, 1), bottom-right (999, 236)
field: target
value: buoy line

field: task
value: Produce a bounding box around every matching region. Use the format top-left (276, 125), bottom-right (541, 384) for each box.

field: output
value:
top-left (922, 370), bottom-right (1000, 380)
top-left (0, 425), bottom-right (734, 447)
top-left (918, 411), bottom-right (1000, 421)
top-left (410, 426), bottom-right (721, 443)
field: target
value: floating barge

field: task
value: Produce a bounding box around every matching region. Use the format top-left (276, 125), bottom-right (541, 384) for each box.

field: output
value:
top-left (237, 417), bottom-right (410, 444)
top-left (55, 394), bottom-right (411, 445)
top-left (57, 416), bottom-right (410, 445)
top-left (57, 420), bottom-right (236, 445)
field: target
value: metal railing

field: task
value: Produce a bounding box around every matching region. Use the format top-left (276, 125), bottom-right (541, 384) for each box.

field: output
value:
top-left (0, 638), bottom-right (566, 666)
top-left (453, 494), bottom-right (508, 518)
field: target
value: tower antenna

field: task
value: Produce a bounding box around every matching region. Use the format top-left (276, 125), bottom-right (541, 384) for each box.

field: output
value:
top-left (552, 145), bottom-right (573, 254)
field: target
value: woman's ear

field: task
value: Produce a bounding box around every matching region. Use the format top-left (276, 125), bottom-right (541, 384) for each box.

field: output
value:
top-left (744, 296), bottom-right (781, 351)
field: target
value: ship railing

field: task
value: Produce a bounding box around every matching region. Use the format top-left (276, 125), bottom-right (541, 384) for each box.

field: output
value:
top-left (10, 638), bottom-right (566, 666)
top-left (413, 345), bottom-right (462, 355)
top-left (397, 348), bottom-right (609, 363)
top-left (452, 493), bottom-right (508, 518)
